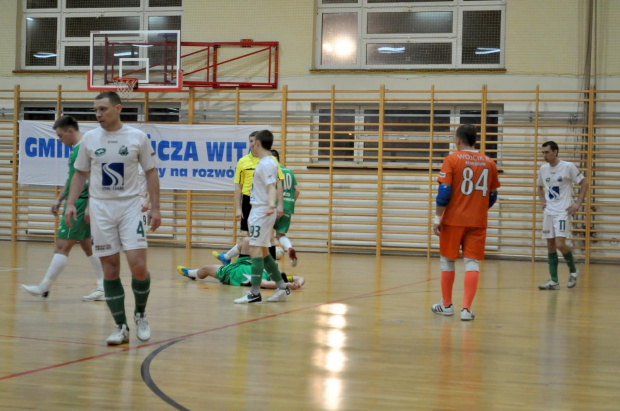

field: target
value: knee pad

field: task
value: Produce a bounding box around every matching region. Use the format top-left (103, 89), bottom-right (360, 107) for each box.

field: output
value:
top-left (440, 255), bottom-right (455, 272)
top-left (464, 258), bottom-right (480, 272)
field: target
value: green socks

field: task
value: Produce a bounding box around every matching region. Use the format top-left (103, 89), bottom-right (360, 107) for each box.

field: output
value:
top-left (132, 274), bottom-right (151, 315)
top-left (250, 257), bottom-right (264, 295)
top-left (562, 250), bottom-right (577, 273)
top-left (104, 278), bottom-right (126, 326)
top-left (548, 252), bottom-right (559, 282)
top-left (264, 255), bottom-right (285, 287)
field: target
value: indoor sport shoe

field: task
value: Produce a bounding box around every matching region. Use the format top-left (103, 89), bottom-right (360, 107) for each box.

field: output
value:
top-left (431, 299), bottom-right (454, 316)
top-left (266, 287), bottom-right (291, 302)
top-left (212, 251), bottom-right (231, 265)
top-left (20, 284), bottom-right (50, 300)
top-left (106, 324), bottom-right (130, 345)
top-left (176, 265), bottom-right (196, 281)
top-left (82, 288), bottom-right (106, 301)
top-left (134, 313), bottom-right (151, 342)
top-left (461, 308), bottom-right (475, 321)
top-left (288, 248), bottom-right (298, 267)
top-left (538, 279), bottom-right (560, 290)
top-left (234, 292), bottom-right (262, 304)
top-left (567, 269), bottom-right (579, 289)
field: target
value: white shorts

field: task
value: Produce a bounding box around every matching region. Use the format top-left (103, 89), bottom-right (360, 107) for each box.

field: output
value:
top-left (542, 213), bottom-right (570, 239)
top-left (248, 206), bottom-right (276, 248)
top-left (89, 196), bottom-right (148, 257)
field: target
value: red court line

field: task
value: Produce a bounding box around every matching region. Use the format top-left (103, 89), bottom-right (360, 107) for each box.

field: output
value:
top-left (0, 335), bottom-right (105, 347)
top-left (0, 277), bottom-right (433, 381)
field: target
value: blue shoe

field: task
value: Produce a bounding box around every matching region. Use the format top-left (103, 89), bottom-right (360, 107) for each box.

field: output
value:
top-left (176, 265), bottom-right (195, 281)
top-left (212, 251), bottom-right (231, 265)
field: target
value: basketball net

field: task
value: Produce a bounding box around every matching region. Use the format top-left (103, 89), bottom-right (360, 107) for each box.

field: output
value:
top-left (111, 77), bottom-right (138, 99)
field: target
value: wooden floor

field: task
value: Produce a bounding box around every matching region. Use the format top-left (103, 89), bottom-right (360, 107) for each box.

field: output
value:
top-left (1, 241), bottom-right (619, 410)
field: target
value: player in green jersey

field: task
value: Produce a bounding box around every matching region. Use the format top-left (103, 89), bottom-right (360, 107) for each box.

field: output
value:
top-left (271, 150), bottom-right (301, 267)
top-left (177, 237), bottom-right (305, 289)
top-left (20, 116), bottom-right (105, 301)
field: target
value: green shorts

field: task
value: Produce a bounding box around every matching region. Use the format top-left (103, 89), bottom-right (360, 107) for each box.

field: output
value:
top-left (57, 198), bottom-right (91, 241)
top-left (274, 213), bottom-right (292, 234)
top-left (215, 256), bottom-right (270, 286)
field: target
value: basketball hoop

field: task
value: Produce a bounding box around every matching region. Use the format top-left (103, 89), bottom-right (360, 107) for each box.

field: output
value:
top-left (111, 77), bottom-right (139, 98)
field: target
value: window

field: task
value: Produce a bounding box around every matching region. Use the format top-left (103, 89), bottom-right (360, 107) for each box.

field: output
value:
top-left (22, 0), bottom-right (182, 70)
top-left (315, 105), bottom-right (501, 165)
top-left (316, 0), bottom-right (505, 69)
top-left (21, 103), bottom-right (180, 123)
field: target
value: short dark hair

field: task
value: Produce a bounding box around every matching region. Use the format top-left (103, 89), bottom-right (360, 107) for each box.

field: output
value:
top-left (53, 115), bottom-right (79, 131)
top-left (270, 149), bottom-right (280, 162)
top-left (542, 141), bottom-right (559, 154)
top-left (95, 91), bottom-right (122, 106)
top-left (455, 124), bottom-right (477, 147)
top-left (255, 129), bottom-right (274, 150)
top-left (249, 130), bottom-right (259, 138)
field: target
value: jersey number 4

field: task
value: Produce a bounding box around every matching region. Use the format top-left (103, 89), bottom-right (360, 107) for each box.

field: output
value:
top-left (460, 167), bottom-right (489, 197)
top-left (137, 215), bottom-right (147, 237)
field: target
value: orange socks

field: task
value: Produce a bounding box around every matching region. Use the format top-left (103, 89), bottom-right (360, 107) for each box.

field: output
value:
top-left (463, 271), bottom-right (479, 310)
top-left (441, 271), bottom-right (455, 306)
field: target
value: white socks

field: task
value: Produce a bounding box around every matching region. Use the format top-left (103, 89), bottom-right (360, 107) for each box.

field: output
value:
top-left (278, 236), bottom-right (292, 251)
top-left (224, 245), bottom-right (240, 260)
top-left (40, 253), bottom-right (68, 291)
top-left (88, 255), bottom-right (104, 290)
top-left (187, 269), bottom-right (199, 279)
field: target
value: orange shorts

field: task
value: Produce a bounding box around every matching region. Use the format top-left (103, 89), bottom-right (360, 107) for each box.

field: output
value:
top-left (439, 225), bottom-right (487, 260)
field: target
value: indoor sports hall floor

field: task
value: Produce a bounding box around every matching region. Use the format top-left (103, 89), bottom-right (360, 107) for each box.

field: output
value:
top-left (1, 241), bottom-right (618, 410)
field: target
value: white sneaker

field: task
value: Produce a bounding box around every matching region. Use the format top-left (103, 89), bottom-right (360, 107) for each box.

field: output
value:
top-left (567, 269), bottom-right (579, 289)
top-left (538, 279), bottom-right (560, 290)
top-left (431, 299), bottom-right (454, 316)
top-left (134, 313), bottom-right (151, 342)
top-left (106, 324), bottom-right (130, 345)
top-left (20, 284), bottom-right (49, 300)
top-left (234, 292), bottom-right (262, 304)
top-left (461, 308), bottom-right (475, 321)
top-left (82, 288), bottom-right (106, 301)
top-left (266, 287), bottom-right (291, 302)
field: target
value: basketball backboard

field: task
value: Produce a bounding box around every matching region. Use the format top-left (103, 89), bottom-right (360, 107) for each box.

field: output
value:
top-left (88, 30), bottom-right (182, 92)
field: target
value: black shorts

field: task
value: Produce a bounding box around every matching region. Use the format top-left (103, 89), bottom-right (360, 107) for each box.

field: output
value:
top-left (240, 194), bottom-right (252, 232)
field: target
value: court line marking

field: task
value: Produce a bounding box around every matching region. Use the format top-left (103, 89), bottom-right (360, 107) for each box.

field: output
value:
top-left (0, 334), bottom-right (105, 347)
top-left (141, 340), bottom-right (190, 411)
top-left (0, 277), bottom-right (433, 382)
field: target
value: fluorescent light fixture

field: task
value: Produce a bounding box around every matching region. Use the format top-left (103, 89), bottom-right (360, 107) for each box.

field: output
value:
top-left (131, 44), bottom-right (153, 48)
top-left (378, 47), bottom-right (405, 54)
top-left (26, 17), bottom-right (34, 21)
top-left (114, 52), bottom-right (134, 57)
top-left (33, 52), bottom-right (56, 59)
top-left (475, 47), bottom-right (500, 55)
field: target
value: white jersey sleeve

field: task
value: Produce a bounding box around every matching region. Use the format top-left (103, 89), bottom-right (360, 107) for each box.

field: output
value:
top-left (568, 162), bottom-right (584, 185)
top-left (74, 134), bottom-right (92, 172)
top-left (138, 133), bottom-right (157, 172)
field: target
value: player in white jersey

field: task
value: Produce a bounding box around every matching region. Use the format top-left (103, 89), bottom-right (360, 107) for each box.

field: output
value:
top-left (233, 130), bottom-right (291, 304)
top-left (65, 91), bottom-right (161, 345)
top-left (537, 141), bottom-right (588, 290)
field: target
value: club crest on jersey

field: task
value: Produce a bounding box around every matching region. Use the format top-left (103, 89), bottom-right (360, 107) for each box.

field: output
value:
top-left (557, 176), bottom-right (563, 182)
top-left (545, 177), bottom-right (550, 182)
top-left (102, 162), bottom-right (125, 191)
top-left (547, 186), bottom-right (560, 200)
top-left (118, 145), bottom-right (129, 156)
top-left (95, 148), bottom-right (106, 157)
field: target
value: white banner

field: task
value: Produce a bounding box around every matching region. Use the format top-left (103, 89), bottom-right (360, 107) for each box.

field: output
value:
top-left (18, 121), bottom-right (267, 191)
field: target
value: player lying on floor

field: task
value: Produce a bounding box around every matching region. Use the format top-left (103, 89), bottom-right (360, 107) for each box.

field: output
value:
top-left (177, 237), bottom-right (305, 290)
